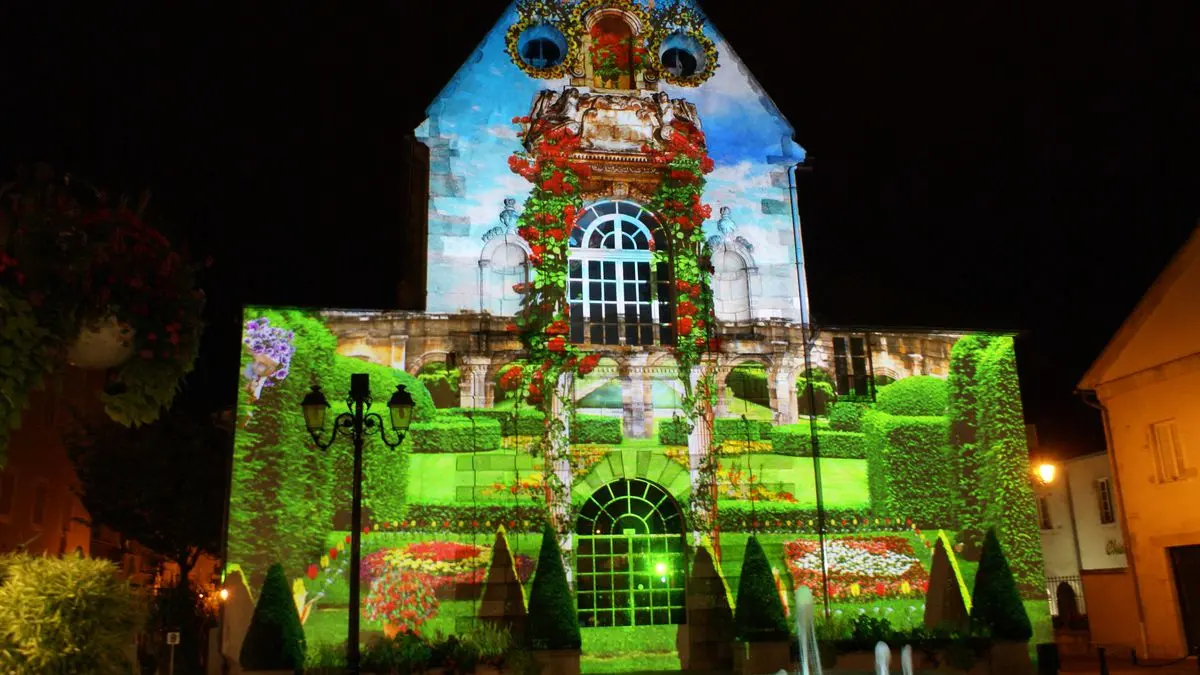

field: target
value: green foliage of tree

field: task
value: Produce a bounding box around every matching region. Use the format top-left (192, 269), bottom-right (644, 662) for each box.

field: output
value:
top-left (969, 529), bottom-right (1033, 641)
top-left (240, 563), bottom-right (307, 672)
top-left (229, 309), bottom-right (436, 588)
top-left (875, 375), bottom-right (949, 416)
top-left (733, 536), bottom-right (788, 642)
top-left (975, 338), bottom-right (1045, 596)
top-left (525, 526), bottom-right (581, 651)
top-left (418, 362), bottom-right (461, 409)
top-left (67, 407), bottom-right (225, 582)
top-left (946, 335), bottom-right (992, 543)
top-left (0, 553), bottom-right (143, 674)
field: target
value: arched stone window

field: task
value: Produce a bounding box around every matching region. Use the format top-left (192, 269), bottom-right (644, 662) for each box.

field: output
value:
top-left (568, 200), bottom-right (672, 346)
top-left (712, 245), bottom-right (752, 323)
top-left (480, 237), bottom-right (531, 317)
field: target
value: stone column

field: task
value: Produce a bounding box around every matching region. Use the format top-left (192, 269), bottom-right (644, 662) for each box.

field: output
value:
top-left (687, 366), bottom-right (716, 546)
top-left (642, 357), bottom-right (657, 439)
top-left (624, 353), bottom-right (650, 439)
top-left (460, 356), bottom-right (491, 409)
top-left (389, 335), bottom-right (409, 371)
top-left (773, 365), bottom-right (798, 425)
top-left (714, 366), bottom-right (731, 418)
top-left (550, 372), bottom-right (574, 585)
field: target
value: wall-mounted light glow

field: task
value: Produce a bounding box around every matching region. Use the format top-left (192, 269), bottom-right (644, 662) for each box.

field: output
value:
top-left (219, 588), bottom-right (230, 602)
top-left (1037, 462), bottom-right (1057, 485)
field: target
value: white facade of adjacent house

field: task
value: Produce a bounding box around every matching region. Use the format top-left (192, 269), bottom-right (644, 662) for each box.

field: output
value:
top-left (1034, 450), bottom-right (1127, 617)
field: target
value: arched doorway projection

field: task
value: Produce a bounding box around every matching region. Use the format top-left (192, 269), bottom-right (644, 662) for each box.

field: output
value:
top-left (575, 479), bottom-right (686, 628)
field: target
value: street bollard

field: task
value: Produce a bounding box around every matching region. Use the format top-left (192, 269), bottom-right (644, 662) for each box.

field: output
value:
top-left (1037, 643), bottom-right (1060, 675)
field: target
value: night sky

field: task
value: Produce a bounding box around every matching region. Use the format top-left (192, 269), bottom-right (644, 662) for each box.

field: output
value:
top-left (7, 1), bottom-right (1198, 458)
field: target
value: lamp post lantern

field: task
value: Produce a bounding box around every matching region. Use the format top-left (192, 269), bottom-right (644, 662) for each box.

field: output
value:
top-left (301, 373), bottom-right (414, 674)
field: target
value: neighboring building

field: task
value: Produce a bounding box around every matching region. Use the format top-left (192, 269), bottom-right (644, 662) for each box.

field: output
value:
top-left (1031, 428), bottom-right (1127, 623)
top-left (222, 1), bottom-right (1051, 668)
top-left (1078, 223), bottom-right (1200, 659)
top-left (0, 367), bottom-right (160, 585)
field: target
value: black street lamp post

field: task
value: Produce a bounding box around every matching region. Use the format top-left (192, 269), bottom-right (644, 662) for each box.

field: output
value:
top-left (301, 373), bottom-right (414, 674)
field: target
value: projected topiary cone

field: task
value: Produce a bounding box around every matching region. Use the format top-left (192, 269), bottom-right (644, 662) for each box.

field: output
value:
top-left (479, 526), bottom-right (529, 643)
top-left (527, 525), bottom-right (581, 675)
top-left (733, 536), bottom-right (790, 675)
top-left (239, 563), bottom-right (306, 674)
top-left (970, 529), bottom-right (1033, 675)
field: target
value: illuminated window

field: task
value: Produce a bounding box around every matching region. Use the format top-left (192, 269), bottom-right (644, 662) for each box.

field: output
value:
top-left (1036, 495), bottom-right (1052, 531)
top-left (833, 336), bottom-right (871, 398)
top-left (568, 200), bottom-right (672, 346)
top-left (1096, 478), bottom-right (1115, 524)
top-left (31, 483), bottom-right (48, 527)
top-left (0, 472), bottom-right (14, 519)
top-left (1151, 420), bottom-right (1187, 483)
top-left (713, 248), bottom-right (751, 322)
top-left (576, 479), bottom-right (685, 628)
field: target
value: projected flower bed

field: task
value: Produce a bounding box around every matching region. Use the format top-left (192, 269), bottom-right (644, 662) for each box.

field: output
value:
top-left (362, 541), bottom-right (534, 597)
top-left (785, 536), bottom-right (929, 601)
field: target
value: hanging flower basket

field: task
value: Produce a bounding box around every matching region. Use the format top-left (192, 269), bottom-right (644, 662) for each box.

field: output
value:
top-left (0, 166), bottom-right (208, 447)
top-left (66, 313), bottom-right (136, 370)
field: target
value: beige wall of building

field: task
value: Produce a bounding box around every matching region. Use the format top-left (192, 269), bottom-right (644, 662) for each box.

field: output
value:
top-left (1079, 223), bottom-right (1200, 659)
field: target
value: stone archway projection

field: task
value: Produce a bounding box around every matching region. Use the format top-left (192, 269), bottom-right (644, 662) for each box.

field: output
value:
top-left (576, 478), bottom-right (686, 628)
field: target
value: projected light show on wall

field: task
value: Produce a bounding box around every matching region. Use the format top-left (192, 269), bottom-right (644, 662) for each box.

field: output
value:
top-left (223, 0), bottom-right (1050, 670)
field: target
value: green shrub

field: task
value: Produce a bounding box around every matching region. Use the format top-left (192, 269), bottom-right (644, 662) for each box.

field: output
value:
top-left (445, 408), bottom-right (545, 437)
top-left (714, 417), bottom-right (761, 444)
top-left (658, 417), bottom-right (691, 445)
top-left (876, 376), bottom-right (949, 416)
top-left (0, 553), bottom-right (143, 674)
top-left (717, 504), bottom-right (875, 534)
top-left (862, 411), bottom-right (955, 527)
top-left (975, 338), bottom-right (1044, 595)
top-left (969, 529), bottom-right (1033, 641)
top-left (771, 425), bottom-right (865, 459)
top-left (409, 416), bottom-right (502, 453)
top-left (570, 415), bottom-right (623, 444)
top-left (829, 401), bottom-right (870, 432)
top-left (361, 631), bottom-right (431, 673)
top-left (796, 381), bottom-right (835, 417)
top-left (402, 503), bottom-right (544, 532)
top-left (733, 536), bottom-right (788, 642)
top-left (755, 419), bottom-right (774, 439)
top-left (526, 526), bottom-right (581, 651)
top-left (727, 364), bottom-right (771, 407)
top-left (240, 563), bottom-right (306, 672)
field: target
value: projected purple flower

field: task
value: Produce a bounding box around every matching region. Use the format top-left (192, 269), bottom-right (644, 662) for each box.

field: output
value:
top-left (242, 317), bottom-right (296, 397)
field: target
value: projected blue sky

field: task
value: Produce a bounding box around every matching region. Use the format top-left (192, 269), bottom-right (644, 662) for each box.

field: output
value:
top-left (417, 3), bottom-right (807, 317)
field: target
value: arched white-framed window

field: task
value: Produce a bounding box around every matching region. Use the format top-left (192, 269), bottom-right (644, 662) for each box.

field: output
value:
top-left (568, 200), bottom-right (673, 346)
top-left (712, 243), bottom-right (753, 323)
top-left (479, 235), bottom-right (531, 317)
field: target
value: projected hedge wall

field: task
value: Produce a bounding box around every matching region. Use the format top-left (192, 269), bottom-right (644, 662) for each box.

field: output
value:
top-left (226, 309), bottom-right (1050, 661)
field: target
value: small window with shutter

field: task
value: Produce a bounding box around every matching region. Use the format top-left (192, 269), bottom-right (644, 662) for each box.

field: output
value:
top-left (1096, 478), bottom-right (1115, 524)
top-left (1150, 420), bottom-right (1187, 483)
